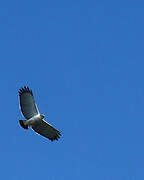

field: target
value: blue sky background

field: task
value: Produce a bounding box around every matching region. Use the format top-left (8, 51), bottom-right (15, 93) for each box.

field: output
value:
top-left (0, 0), bottom-right (144, 179)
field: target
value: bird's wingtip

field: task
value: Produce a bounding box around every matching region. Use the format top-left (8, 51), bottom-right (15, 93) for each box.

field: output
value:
top-left (19, 86), bottom-right (33, 96)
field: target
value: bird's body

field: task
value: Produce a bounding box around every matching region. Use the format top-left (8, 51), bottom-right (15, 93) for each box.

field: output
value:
top-left (24, 114), bottom-right (42, 126)
top-left (18, 86), bottom-right (61, 141)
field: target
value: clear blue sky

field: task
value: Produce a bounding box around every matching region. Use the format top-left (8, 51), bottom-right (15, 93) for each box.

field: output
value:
top-left (0, 0), bottom-right (144, 179)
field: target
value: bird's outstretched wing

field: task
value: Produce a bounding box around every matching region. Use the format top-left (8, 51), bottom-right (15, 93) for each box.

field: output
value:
top-left (32, 120), bottom-right (61, 141)
top-left (19, 86), bottom-right (39, 119)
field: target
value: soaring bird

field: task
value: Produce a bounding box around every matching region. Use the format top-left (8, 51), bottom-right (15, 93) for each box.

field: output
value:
top-left (18, 86), bottom-right (61, 141)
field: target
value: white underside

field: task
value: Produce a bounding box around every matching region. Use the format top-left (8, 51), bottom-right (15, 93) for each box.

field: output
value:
top-left (25, 114), bottom-right (42, 126)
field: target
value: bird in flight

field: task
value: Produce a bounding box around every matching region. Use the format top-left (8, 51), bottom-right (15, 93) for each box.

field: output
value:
top-left (18, 86), bottom-right (61, 141)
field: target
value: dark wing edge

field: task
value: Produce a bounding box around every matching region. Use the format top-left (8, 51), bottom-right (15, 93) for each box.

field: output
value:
top-left (19, 86), bottom-right (33, 97)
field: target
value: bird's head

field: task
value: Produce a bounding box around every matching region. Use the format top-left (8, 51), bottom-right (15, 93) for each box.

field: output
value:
top-left (40, 114), bottom-right (45, 119)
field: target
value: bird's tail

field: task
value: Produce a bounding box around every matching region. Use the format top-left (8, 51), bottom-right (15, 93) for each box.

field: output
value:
top-left (19, 120), bottom-right (29, 130)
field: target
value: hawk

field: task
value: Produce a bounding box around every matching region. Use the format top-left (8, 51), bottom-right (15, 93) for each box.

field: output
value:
top-left (18, 86), bottom-right (61, 141)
